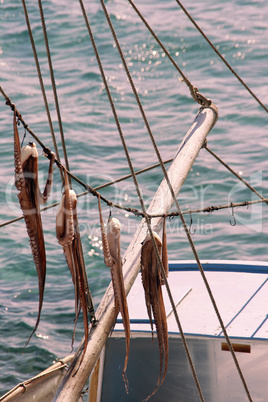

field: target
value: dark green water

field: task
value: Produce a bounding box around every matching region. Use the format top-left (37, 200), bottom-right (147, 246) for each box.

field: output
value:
top-left (0, 0), bottom-right (267, 397)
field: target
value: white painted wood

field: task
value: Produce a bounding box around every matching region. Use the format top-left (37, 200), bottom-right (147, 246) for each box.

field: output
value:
top-left (115, 266), bottom-right (268, 338)
top-left (54, 105), bottom-right (218, 401)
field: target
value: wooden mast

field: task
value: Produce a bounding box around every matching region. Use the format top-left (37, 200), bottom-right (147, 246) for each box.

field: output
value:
top-left (54, 104), bottom-right (218, 401)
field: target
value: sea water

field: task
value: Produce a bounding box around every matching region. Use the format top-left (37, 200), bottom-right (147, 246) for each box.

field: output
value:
top-left (0, 0), bottom-right (267, 397)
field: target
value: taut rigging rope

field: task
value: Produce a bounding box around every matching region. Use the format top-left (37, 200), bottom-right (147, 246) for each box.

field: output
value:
top-left (37, 0), bottom-right (71, 180)
top-left (21, 0), bottom-right (64, 183)
top-left (174, 0), bottom-right (268, 113)
top-left (1, 174), bottom-right (267, 229)
top-left (127, 0), bottom-right (211, 107)
top-left (205, 144), bottom-right (268, 205)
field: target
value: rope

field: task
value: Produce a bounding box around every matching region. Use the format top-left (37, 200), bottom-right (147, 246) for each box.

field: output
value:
top-left (173, 197), bottom-right (268, 217)
top-left (1, 188), bottom-right (267, 229)
top-left (100, 3), bottom-right (252, 400)
top-left (174, 0), bottom-right (268, 113)
top-left (21, 0), bottom-right (64, 183)
top-left (127, 0), bottom-right (211, 107)
top-left (37, 0), bottom-right (71, 178)
top-left (1, 87), bottom-right (55, 157)
top-left (205, 145), bottom-right (268, 204)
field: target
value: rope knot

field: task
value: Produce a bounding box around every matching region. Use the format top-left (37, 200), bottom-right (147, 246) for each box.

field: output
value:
top-left (43, 147), bottom-right (54, 160)
top-left (195, 91), bottom-right (212, 107)
top-left (5, 97), bottom-right (12, 107)
top-left (189, 85), bottom-right (211, 107)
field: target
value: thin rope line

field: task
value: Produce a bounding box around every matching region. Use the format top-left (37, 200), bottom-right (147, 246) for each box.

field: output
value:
top-left (101, 3), bottom-right (252, 399)
top-left (21, 0), bottom-right (64, 184)
top-left (96, 1), bottom-right (205, 399)
top-left (127, 0), bottom-right (211, 107)
top-left (1, 86), bottom-right (54, 153)
top-left (1, 190), bottom-right (267, 230)
top-left (174, 0), bottom-right (267, 113)
top-left (168, 197), bottom-right (268, 217)
top-left (205, 145), bottom-right (267, 204)
top-left (38, 0), bottom-right (71, 177)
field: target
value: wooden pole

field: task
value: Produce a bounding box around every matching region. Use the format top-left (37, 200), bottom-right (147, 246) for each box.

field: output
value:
top-left (54, 105), bottom-right (218, 401)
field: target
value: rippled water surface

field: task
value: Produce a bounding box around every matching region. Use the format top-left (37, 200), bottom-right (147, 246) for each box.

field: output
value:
top-left (0, 0), bottom-right (267, 397)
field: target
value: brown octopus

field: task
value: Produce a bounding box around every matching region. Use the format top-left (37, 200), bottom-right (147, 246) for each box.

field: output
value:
top-left (98, 195), bottom-right (130, 392)
top-left (141, 221), bottom-right (169, 401)
top-left (13, 107), bottom-right (55, 345)
top-left (56, 167), bottom-right (92, 361)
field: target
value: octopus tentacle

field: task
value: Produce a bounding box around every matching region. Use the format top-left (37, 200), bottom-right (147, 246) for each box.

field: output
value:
top-left (72, 208), bottom-right (89, 359)
top-left (141, 231), bottom-right (169, 401)
top-left (13, 108), bottom-right (54, 346)
top-left (160, 218), bottom-right (169, 384)
top-left (160, 218), bottom-right (169, 386)
top-left (39, 152), bottom-right (56, 204)
top-left (161, 215), bottom-right (169, 283)
top-left (140, 239), bottom-right (155, 339)
top-left (98, 195), bottom-right (114, 268)
top-left (56, 170), bottom-right (75, 247)
top-left (98, 196), bottom-right (130, 392)
top-left (150, 254), bottom-right (164, 389)
top-left (159, 284), bottom-right (169, 386)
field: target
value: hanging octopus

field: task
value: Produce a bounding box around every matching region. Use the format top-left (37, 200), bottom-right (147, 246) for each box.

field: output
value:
top-left (98, 195), bottom-right (130, 392)
top-left (141, 219), bottom-right (169, 401)
top-left (13, 107), bottom-right (55, 345)
top-left (56, 167), bottom-right (94, 361)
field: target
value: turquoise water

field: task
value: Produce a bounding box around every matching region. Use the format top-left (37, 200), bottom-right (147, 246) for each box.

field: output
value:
top-left (0, 0), bottom-right (267, 397)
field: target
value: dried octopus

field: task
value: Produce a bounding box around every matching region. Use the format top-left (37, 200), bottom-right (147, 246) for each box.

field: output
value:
top-left (98, 195), bottom-right (130, 392)
top-left (141, 220), bottom-right (169, 401)
top-left (13, 107), bottom-right (55, 345)
top-left (56, 166), bottom-right (94, 361)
